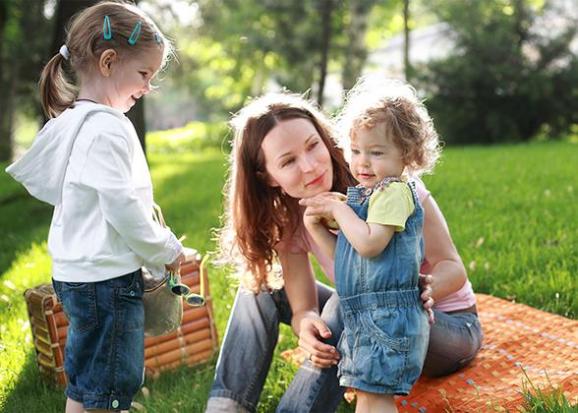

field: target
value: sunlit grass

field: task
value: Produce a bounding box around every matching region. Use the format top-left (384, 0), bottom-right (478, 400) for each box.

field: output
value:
top-left (1, 139), bottom-right (576, 412)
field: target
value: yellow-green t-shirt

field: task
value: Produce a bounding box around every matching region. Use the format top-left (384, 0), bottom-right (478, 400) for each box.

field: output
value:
top-left (366, 182), bottom-right (415, 232)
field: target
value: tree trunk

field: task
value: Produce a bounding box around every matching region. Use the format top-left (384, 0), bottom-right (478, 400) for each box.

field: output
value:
top-left (0, 77), bottom-right (15, 162)
top-left (317, 0), bottom-right (334, 106)
top-left (52, 0), bottom-right (146, 152)
top-left (403, 0), bottom-right (412, 81)
top-left (0, 2), bottom-right (12, 162)
top-left (342, 0), bottom-right (374, 92)
top-left (52, 0), bottom-right (98, 53)
top-left (127, 101), bottom-right (146, 154)
top-left (0, 2), bottom-right (14, 162)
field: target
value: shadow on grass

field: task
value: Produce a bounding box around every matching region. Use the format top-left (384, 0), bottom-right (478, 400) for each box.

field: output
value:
top-left (0, 191), bottom-right (52, 277)
top-left (2, 349), bottom-right (65, 413)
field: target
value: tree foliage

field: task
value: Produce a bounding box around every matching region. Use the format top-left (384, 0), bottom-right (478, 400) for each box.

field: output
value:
top-left (166, 0), bottom-right (399, 118)
top-left (0, 0), bottom-right (52, 161)
top-left (417, 0), bottom-right (578, 144)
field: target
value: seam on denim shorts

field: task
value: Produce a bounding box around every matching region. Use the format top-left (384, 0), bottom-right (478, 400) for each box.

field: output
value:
top-left (112, 276), bottom-right (122, 401)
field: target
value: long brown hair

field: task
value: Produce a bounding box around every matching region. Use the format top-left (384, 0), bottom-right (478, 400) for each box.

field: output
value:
top-left (39, 0), bottom-right (173, 118)
top-left (220, 93), bottom-right (354, 292)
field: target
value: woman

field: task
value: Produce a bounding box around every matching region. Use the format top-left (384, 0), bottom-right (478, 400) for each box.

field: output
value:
top-left (206, 93), bottom-right (482, 413)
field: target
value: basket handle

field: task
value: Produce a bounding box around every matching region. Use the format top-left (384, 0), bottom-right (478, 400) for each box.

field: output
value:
top-left (152, 203), bottom-right (167, 228)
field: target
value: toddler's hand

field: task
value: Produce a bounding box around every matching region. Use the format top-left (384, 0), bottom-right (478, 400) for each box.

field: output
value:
top-left (165, 252), bottom-right (185, 273)
top-left (300, 192), bottom-right (346, 223)
top-left (303, 206), bottom-right (323, 229)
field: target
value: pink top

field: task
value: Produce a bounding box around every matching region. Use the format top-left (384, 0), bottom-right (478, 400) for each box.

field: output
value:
top-left (276, 179), bottom-right (476, 312)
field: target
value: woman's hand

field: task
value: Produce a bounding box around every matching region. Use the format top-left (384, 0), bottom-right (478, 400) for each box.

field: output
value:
top-left (419, 273), bottom-right (435, 324)
top-left (295, 311), bottom-right (340, 369)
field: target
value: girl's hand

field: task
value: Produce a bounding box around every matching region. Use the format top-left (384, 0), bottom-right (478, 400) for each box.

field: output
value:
top-left (165, 252), bottom-right (185, 273)
top-left (419, 273), bottom-right (435, 324)
top-left (297, 312), bottom-right (340, 368)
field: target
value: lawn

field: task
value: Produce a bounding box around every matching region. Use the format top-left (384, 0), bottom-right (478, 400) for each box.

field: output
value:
top-left (0, 140), bottom-right (576, 412)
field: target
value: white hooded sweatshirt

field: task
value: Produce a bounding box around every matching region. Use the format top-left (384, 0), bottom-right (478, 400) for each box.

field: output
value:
top-left (6, 102), bottom-right (182, 282)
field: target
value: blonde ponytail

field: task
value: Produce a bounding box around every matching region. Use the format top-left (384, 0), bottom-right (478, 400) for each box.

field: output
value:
top-left (39, 53), bottom-right (76, 118)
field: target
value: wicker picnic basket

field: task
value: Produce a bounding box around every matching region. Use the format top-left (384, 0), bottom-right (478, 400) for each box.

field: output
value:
top-left (23, 248), bottom-right (219, 387)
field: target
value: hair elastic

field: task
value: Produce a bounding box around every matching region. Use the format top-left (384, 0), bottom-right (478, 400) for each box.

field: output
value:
top-left (128, 21), bottom-right (142, 45)
top-left (59, 44), bottom-right (70, 60)
top-left (103, 15), bottom-right (112, 40)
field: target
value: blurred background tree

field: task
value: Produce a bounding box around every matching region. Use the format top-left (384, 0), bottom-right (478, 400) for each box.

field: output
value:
top-left (2, 0), bottom-right (577, 160)
top-left (0, 0), bottom-right (52, 161)
top-left (416, 0), bottom-right (578, 144)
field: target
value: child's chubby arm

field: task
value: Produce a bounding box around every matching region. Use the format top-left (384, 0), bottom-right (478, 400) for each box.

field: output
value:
top-left (301, 192), bottom-right (394, 258)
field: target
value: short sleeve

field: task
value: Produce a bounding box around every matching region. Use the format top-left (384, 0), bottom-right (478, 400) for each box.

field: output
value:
top-left (366, 182), bottom-right (415, 231)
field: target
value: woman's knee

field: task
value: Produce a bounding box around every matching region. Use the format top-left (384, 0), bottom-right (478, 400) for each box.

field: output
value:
top-left (319, 292), bottom-right (343, 346)
top-left (422, 312), bottom-right (483, 377)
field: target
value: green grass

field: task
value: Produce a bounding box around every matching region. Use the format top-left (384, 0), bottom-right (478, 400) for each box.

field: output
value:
top-left (1, 140), bottom-right (576, 412)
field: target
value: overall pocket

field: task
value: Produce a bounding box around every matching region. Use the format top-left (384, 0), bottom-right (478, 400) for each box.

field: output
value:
top-left (358, 311), bottom-right (409, 387)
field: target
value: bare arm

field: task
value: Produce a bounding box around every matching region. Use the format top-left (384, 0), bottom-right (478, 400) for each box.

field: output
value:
top-left (332, 203), bottom-right (394, 257)
top-left (422, 194), bottom-right (467, 301)
top-left (277, 248), bottom-right (340, 368)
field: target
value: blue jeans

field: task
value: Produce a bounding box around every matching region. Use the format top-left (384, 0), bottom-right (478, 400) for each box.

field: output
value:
top-left (52, 270), bottom-right (145, 411)
top-left (207, 283), bottom-right (483, 412)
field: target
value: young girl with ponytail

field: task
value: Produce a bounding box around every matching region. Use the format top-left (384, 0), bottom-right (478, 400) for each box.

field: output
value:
top-left (7, 2), bottom-right (183, 411)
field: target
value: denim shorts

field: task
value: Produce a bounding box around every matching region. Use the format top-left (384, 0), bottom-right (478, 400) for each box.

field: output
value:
top-left (52, 270), bottom-right (144, 411)
top-left (337, 290), bottom-right (430, 395)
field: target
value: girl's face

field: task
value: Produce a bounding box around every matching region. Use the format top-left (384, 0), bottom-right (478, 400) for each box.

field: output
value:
top-left (350, 123), bottom-right (405, 188)
top-left (261, 118), bottom-right (333, 199)
top-left (105, 48), bottom-right (163, 113)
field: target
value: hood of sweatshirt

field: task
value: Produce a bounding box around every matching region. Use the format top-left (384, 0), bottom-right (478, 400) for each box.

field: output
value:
top-left (5, 103), bottom-right (125, 206)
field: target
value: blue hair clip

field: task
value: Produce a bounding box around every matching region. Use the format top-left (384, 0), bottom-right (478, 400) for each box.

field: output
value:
top-left (103, 15), bottom-right (112, 40)
top-left (128, 21), bottom-right (142, 46)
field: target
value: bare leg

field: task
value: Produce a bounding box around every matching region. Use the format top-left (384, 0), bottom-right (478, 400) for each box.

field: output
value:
top-left (65, 398), bottom-right (84, 413)
top-left (355, 391), bottom-right (397, 413)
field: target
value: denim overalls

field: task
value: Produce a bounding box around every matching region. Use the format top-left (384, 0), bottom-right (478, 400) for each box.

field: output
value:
top-left (334, 179), bottom-right (430, 395)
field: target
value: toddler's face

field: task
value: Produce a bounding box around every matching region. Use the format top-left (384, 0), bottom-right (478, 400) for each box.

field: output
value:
top-left (105, 47), bottom-right (163, 113)
top-left (349, 124), bottom-right (404, 188)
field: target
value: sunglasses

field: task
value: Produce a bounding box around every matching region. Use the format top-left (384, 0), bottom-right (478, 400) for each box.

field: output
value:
top-left (167, 254), bottom-right (208, 307)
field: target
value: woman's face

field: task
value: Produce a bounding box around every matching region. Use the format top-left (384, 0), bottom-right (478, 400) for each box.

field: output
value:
top-left (261, 118), bottom-right (333, 199)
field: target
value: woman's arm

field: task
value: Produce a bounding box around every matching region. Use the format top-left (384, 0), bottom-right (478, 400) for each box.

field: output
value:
top-left (277, 249), bottom-right (340, 368)
top-left (422, 194), bottom-right (467, 301)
